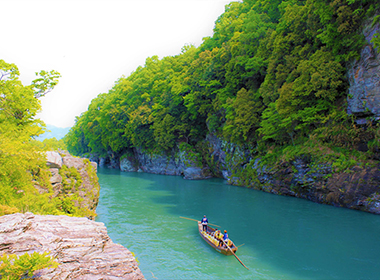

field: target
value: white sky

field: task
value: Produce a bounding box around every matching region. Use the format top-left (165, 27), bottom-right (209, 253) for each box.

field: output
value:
top-left (1, 0), bottom-right (233, 128)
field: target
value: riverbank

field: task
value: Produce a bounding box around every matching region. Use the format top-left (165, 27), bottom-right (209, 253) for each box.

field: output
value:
top-left (89, 135), bottom-right (380, 216)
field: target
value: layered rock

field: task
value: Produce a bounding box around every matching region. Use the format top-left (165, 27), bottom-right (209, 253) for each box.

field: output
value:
top-left (0, 212), bottom-right (145, 279)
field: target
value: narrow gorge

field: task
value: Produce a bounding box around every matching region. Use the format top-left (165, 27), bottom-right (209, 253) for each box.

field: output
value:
top-left (88, 21), bottom-right (380, 216)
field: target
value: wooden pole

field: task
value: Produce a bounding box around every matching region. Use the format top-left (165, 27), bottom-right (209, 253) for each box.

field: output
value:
top-left (179, 216), bottom-right (198, 222)
top-left (223, 240), bottom-right (249, 270)
top-left (179, 216), bottom-right (220, 228)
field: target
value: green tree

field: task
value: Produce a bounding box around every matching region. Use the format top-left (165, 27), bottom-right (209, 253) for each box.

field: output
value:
top-left (0, 59), bottom-right (61, 214)
top-left (224, 88), bottom-right (264, 144)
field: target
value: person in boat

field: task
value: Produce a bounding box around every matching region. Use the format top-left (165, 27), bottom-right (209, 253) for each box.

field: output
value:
top-left (223, 230), bottom-right (228, 241)
top-left (201, 215), bottom-right (208, 232)
top-left (219, 240), bottom-right (224, 247)
top-left (214, 228), bottom-right (223, 247)
top-left (223, 230), bottom-right (232, 247)
top-left (211, 228), bottom-right (218, 246)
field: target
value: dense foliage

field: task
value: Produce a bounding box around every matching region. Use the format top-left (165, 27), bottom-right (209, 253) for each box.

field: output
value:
top-left (65, 0), bottom-right (380, 166)
top-left (0, 62), bottom-right (92, 275)
top-left (0, 60), bottom-right (95, 219)
top-left (0, 252), bottom-right (59, 280)
top-left (0, 60), bottom-right (63, 215)
top-left (31, 137), bottom-right (67, 152)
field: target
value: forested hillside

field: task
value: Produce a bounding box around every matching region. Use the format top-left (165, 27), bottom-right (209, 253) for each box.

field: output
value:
top-left (65, 0), bottom-right (380, 173)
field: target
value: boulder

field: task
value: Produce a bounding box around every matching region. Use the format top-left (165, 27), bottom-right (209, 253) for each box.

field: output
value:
top-left (49, 168), bottom-right (62, 184)
top-left (46, 151), bottom-right (62, 169)
top-left (0, 213), bottom-right (145, 279)
top-left (62, 154), bottom-right (85, 170)
top-left (183, 167), bottom-right (213, 180)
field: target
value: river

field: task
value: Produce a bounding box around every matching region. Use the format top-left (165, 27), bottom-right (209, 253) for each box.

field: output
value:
top-left (95, 168), bottom-right (380, 279)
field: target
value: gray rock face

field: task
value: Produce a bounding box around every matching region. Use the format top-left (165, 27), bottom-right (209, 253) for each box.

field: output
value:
top-left (120, 157), bottom-right (138, 172)
top-left (108, 154), bottom-right (120, 169)
top-left (206, 134), bottom-right (228, 178)
top-left (347, 22), bottom-right (380, 122)
top-left (99, 157), bottom-right (108, 167)
top-left (135, 148), bottom-right (183, 176)
top-left (62, 153), bottom-right (97, 171)
top-left (130, 147), bottom-right (212, 179)
top-left (183, 167), bottom-right (212, 180)
top-left (0, 213), bottom-right (145, 279)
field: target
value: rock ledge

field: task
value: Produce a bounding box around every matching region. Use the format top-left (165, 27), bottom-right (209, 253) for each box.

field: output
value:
top-left (0, 213), bottom-right (145, 279)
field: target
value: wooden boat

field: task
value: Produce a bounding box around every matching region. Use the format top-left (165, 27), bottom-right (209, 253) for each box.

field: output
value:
top-left (198, 221), bottom-right (238, 255)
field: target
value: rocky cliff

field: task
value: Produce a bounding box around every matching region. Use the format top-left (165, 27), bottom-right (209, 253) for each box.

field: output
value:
top-left (227, 155), bottom-right (380, 215)
top-left (0, 212), bottom-right (144, 279)
top-left (94, 134), bottom-right (380, 214)
top-left (208, 19), bottom-right (380, 214)
top-left (91, 22), bottom-right (380, 215)
top-left (96, 145), bottom-right (213, 180)
top-left (46, 151), bottom-right (100, 219)
top-left (347, 21), bottom-right (380, 124)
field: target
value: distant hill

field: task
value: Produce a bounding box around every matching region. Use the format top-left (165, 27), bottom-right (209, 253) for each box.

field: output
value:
top-left (37, 124), bottom-right (71, 141)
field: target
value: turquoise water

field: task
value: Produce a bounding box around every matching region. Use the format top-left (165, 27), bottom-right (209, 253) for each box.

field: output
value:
top-left (95, 168), bottom-right (380, 279)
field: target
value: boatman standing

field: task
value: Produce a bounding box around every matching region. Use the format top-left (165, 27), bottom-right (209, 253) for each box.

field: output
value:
top-left (201, 215), bottom-right (208, 232)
